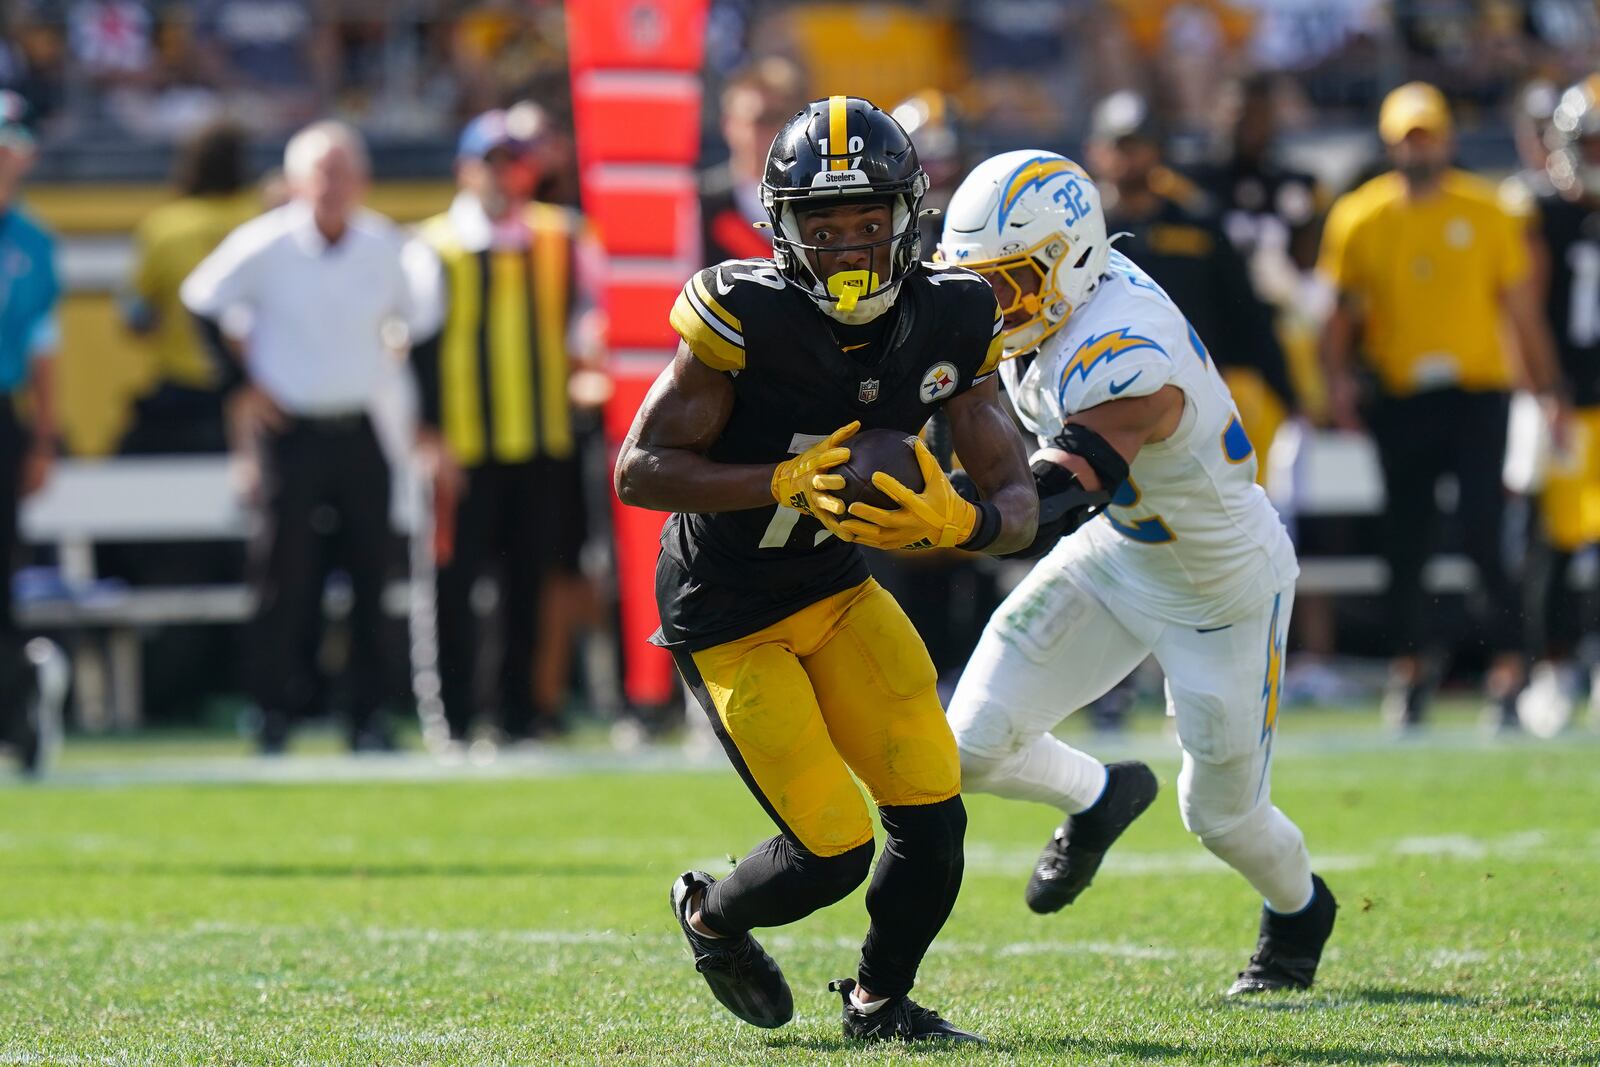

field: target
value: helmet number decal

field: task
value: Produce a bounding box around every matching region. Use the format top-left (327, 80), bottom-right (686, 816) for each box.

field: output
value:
top-left (819, 134), bottom-right (865, 170)
top-left (1051, 179), bottom-right (1092, 226)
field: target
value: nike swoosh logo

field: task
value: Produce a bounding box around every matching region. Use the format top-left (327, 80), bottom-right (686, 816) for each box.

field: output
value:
top-left (1107, 372), bottom-right (1143, 395)
top-left (841, 342), bottom-right (870, 352)
top-left (715, 273), bottom-right (734, 296)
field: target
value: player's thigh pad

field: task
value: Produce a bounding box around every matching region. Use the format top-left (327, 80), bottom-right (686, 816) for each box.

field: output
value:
top-left (802, 579), bottom-right (959, 808)
top-left (689, 631), bottom-right (874, 857)
top-left (1156, 588), bottom-right (1292, 836)
top-left (947, 556), bottom-right (1152, 762)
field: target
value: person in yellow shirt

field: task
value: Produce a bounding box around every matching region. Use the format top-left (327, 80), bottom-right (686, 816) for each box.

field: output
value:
top-left (1318, 82), bottom-right (1566, 731)
top-left (121, 121), bottom-right (261, 454)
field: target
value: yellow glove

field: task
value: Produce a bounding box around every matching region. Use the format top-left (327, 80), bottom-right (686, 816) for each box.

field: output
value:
top-left (837, 437), bottom-right (978, 550)
top-left (771, 421), bottom-right (858, 534)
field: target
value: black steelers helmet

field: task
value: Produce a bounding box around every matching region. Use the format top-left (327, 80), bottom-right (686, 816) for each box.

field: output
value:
top-left (1547, 74), bottom-right (1600, 198)
top-left (761, 95), bottom-right (929, 321)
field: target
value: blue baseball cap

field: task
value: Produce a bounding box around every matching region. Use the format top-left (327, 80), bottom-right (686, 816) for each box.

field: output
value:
top-left (457, 103), bottom-right (549, 160)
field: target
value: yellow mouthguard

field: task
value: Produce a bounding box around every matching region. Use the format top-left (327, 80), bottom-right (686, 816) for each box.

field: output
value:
top-left (827, 270), bottom-right (878, 312)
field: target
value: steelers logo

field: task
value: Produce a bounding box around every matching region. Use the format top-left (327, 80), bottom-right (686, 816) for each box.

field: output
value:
top-left (920, 361), bottom-right (960, 403)
top-left (1445, 218), bottom-right (1474, 249)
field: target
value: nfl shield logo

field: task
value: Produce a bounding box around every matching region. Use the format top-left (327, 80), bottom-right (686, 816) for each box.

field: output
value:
top-left (858, 378), bottom-right (880, 404)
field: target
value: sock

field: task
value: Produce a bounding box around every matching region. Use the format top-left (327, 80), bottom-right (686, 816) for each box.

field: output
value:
top-left (968, 734), bottom-right (1107, 813)
top-left (851, 986), bottom-right (890, 1013)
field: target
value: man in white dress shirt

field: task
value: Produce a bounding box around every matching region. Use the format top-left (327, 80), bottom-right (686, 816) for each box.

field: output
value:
top-left (182, 120), bottom-right (442, 753)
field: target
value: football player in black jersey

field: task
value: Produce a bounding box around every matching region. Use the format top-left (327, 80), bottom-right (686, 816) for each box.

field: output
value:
top-left (1520, 76), bottom-right (1600, 732)
top-left (615, 96), bottom-right (1037, 1043)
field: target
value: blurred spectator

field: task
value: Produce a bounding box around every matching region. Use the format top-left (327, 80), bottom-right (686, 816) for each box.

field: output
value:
top-left (450, 0), bottom-right (569, 119)
top-left (1316, 81), bottom-right (1566, 730)
top-left (192, 0), bottom-right (332, 132)
top-left (107, 119), bottom-right (259, 721)
top-left (1201, 75), bottom-right (1322, 281)
top-left (1508, 77), bottom-right (1562, 191)
top-left (1517, 74), bottom-right (1600, 735)
top-left (119, 119), bottom-right (258, 455)
top-left (6, 6), bottom-right (66, 129)
top-left (699, 55), bottom-right (804, 266)
top-left (956, 0), bottom-right (1105, 143)
top-left (1196, 73), bottom-right (1340, 671)
top-left (1106, 0), bottom-right (1256, 131)
top-left (1519, 2), bottom-right (1600, 79)
top-left (181, 120), bottom-right (443, 753)
top-left (0, 96), bottom-right (57, 771)
top-left (755, 2), bottom-right (965, 109)
top-left (892, 88), bottom-right (964, 247)
top-left (67, 0), bottom-right (154, 88)
top-left (1087, 90), bottom-right (1296, 454)
top-left (411, 104), bottom-right (607, 744)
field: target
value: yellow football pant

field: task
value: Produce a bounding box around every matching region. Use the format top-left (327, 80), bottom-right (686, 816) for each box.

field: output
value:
top-left (1541, 407), bottom-right (1600, 551)
top-left (684, 578), bottom-right (960, 858)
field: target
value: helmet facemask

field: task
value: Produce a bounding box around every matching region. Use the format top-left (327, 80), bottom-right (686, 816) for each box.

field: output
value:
top-left (939, 150), bottom-right (1111, 359)
top-left (954, 234), bottom-right (1081, 359)
top-left (766, 183), bottom-right (927, 324)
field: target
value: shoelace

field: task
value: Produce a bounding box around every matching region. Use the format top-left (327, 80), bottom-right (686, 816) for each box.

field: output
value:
top-left (873, 996), bottom-right (945, 1038)
top-left (1037, 828), bottom-right (1072, 873)
top-left (695, 933), bottom-right (758, 977)
top-left (1241, 941), bottom-right (1314, 983)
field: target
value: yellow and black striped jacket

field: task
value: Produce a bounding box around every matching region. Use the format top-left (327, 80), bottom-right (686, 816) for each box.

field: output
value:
top-left (414, 200), bottom-right (581, 466)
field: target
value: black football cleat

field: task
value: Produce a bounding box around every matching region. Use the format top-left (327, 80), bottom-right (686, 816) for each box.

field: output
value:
top-left (669, 870), bottom-right (793, 1028)
top-left (829, 978), bottom-right (985, 1044)
top-left (1227, 873), bottom-right (1338, 996)
top-left (1026, 760), bottom-right (1159, 914)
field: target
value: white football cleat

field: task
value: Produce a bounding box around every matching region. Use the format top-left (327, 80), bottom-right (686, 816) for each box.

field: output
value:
top-left (1517, 661), bottom-right (1578, 740)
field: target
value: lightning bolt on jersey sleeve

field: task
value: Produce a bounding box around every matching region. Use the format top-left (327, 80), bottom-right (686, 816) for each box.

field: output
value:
top-left (1055, 323), bottom-right (1179, 415)
top-left (669, 261), bottom-right (755, 372)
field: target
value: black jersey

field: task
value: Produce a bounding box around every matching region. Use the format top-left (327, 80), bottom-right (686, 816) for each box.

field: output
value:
top-left (1537, 193), bottom-right (1600, 408)
top-left (652, 257), bottom-right (1003, 651)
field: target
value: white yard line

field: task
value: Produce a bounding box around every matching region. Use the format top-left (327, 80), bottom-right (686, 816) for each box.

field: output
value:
top-left (0, 918), bottom-right (1545, 971)
top-left (8, 725), bottom-right (1596, 790)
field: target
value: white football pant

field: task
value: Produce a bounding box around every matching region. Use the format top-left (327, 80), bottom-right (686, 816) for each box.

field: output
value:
top-left (949, 542), bottom-right (1314, 914)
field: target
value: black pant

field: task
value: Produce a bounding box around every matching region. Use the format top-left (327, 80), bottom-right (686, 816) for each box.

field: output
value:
top-left (0, 402), bottom-right (22, 725)
top-left (1524, 537), bottom-right (1596, 661)
top-left (436, 459), bottom-right (556, 739)
top-left (1371, 389), bottom-right (1518, 656)
top-left (249, 415), bottom-right (391, 742)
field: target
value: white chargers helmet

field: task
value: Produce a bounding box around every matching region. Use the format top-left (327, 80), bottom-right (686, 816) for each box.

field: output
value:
top-left (938, 150), bottom-right (1110, 359)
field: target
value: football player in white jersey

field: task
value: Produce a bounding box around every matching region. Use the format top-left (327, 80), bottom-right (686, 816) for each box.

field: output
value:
top-left (939, 151), bottom-right (1336, 995)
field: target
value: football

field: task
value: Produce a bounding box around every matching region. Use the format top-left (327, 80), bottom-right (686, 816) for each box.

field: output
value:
top-left (832, 428), bottom-right (925, 511)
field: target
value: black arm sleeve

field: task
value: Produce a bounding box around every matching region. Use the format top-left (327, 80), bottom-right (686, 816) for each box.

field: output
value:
top-left (190, 312), bottom-right (245, 396)
top-left (999, 459), bottom-right (1113, 560)
top-left (409, 330), bottom-right (443, 430)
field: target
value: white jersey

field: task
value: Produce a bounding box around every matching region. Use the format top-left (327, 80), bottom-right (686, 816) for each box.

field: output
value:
top-left (999, 251), bottom-right (1299, 627)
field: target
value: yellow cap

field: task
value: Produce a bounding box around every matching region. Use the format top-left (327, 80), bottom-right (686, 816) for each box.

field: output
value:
top-left (1379, 82), bottom-right (1453, 145)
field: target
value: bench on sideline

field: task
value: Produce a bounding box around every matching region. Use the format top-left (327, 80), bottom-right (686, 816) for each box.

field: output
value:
top-left (17, 456), bottom-right (418, 729)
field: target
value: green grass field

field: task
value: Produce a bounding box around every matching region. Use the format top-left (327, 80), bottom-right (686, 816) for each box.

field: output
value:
top-left (3, 708), bottom-right (1598, 1065)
